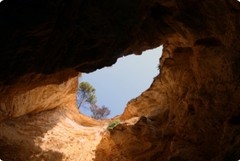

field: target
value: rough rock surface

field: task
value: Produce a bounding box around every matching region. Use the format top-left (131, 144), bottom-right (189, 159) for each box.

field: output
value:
top-left (1, 0), bottom-right (240, 161)
top-left (0, 73), bottom-right (106, 161)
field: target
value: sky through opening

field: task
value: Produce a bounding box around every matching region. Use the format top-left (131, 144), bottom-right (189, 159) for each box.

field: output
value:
top-left (78, 46), bottom-right (163, 118)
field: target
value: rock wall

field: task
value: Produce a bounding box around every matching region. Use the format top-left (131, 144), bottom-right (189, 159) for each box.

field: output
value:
top-left (98, 38), bottom-right (240, 161)
top-left (0, 0), bottom-right (240, 160)
top-left (0, 72), bottom-right (104, 161)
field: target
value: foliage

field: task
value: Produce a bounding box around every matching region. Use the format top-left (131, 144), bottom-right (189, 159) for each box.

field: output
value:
top-left (107, 119), bottom-right (120, 130)
top-left (77, 82), bottom-right (96, 108)
top-left (157, 63), bottom-right (161, 71)
top-left (77, 81), bottom-right (110, 120)
top-left (90, 104), bottom-right (110, 120)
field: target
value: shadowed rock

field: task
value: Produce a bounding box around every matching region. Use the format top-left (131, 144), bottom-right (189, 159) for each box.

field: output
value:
top-left (0, 0), bottom-right (240, 160)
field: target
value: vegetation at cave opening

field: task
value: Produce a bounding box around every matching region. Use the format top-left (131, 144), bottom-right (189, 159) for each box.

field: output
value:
top-left (77, 82), bottom-right (110, 119)
top-left (107, 119), bottom-right (121, 130)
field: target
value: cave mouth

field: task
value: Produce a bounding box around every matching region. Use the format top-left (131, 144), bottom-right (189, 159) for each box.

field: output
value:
top-left (77, 46), bottom-right (163, 120)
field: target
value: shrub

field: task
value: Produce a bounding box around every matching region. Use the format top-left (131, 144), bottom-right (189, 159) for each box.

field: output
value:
top-left (107, 119), bottom-right (120, 130)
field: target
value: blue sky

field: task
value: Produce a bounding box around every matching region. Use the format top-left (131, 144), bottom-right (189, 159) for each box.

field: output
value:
top-left (79, 46), bottom-right (163, 118)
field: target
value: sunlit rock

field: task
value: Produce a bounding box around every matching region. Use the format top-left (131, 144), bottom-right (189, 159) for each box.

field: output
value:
top-left (0, 0), bottom-right (240, 160)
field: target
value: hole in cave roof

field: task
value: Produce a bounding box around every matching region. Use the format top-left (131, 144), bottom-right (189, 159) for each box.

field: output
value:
top-left (77, 46), bottom-right (163, 119)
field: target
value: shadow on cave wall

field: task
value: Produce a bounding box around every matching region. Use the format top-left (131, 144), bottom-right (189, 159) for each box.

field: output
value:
top-left (0, 141), bottom-right (63, 161)
top-left (93, 116), bottom-right (174, 161)
top-left (0, 108), bottom-right (65, 161)
top-left (93, 117), bottom-right (240, 161)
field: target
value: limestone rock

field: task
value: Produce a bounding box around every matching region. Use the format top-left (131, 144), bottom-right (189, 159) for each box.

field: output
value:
top-left (1, 0), bottom-right (240, 161)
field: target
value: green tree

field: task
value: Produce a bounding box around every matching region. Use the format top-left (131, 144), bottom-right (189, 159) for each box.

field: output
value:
top-left (77, 82), bottom-right (96, 109)
top-left (77, 82), bottom-right (110, 119)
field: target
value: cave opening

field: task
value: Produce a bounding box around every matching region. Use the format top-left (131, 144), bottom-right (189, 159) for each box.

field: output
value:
top-left (77, 46), bottom-right (163, 119)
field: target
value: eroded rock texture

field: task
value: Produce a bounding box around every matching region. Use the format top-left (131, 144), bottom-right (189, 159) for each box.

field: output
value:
top-left (1, 0), bottom-right (240, 161)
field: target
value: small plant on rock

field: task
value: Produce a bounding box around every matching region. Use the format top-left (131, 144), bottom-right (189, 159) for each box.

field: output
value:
top-left (107, 119), bottom-right (120, 130)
